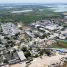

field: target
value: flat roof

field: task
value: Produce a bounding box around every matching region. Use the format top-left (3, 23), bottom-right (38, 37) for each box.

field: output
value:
top-left (17, 51), bottom-right (26, 61)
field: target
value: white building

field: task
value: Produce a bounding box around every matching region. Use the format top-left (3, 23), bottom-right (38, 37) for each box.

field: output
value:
top-left (17, 51), bottom-right (26, 61)
top-left (45, 25), bottom-right (58, 30)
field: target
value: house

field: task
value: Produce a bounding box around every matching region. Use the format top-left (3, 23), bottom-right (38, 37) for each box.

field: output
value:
top-left (17, 51), bottom-right (26, 61)
top-left (32, 30), bottom-right (44, 37)
top-left (45, 24), bottom-right (58, 31)
top-left (5, 52), bottom-right (20, 65)
top-left (25, 30), bottom-right (35, 38)
top-left (61, 29), bottom-right (67, 36)
top-left (58, 35), bottom-right (66, 39)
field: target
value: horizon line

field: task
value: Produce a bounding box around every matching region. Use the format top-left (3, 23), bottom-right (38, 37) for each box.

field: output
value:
top-left (0, 2), bottom-right (67, 4)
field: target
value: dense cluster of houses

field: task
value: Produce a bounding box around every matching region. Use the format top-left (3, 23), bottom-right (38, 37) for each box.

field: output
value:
top-left (0, 20), bottom-right (67, 66)
top-left (0, 23), bottom-right (26, 66)
top-left (1, 23), bottom-right (21, 36)
top-left (29, 20), bottom-right (67, 40)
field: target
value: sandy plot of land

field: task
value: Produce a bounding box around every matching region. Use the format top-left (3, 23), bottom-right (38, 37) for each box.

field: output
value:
top-left (9, 52), bottom-right (67, 67)
top-left (29, 52), bottom-right (67, 67)
top-left (10, 62), bottom-right (26, 67)
top-left (10, 64), bottom-right (22, 67)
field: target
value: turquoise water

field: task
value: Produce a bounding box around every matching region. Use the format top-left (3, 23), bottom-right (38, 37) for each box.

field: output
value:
top-left (56, 48), bottom-right (66, 52)
top-left (42, 4), bottom-right (67, 12)
top-left (50, 5), bottom-right (67, 12)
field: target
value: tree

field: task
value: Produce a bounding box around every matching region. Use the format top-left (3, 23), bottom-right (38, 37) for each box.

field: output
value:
top-left (7, 51), bottom-right (10, 54)
top-left (10, 52), bottom-right (13, 57)
top-left (4, 36), bottom-right (10, 40)
top-left (45, 49), bottom-right (51, 56)
top-left (7, 40), bottom-right (13, 44)
top-left (13, 49), bottom-right (16, 52)
top-left (58, 23), bottom-right (61, 26)
top-left (29, 46), bottom-right (32, 50)
top-left (63, 25), bottom-right (67, 28)
top-left (34, 54), bottom-right (39, 58)
top-left (0, 54), bottom-right (1, 57)
top-left (3, 59), bottom-right (8, 63)
top-left (5, 45), bottom-right (9, 48)
top-left (0, 39), bottom-right (2, 44)
top-left (21, 46), bottom-right (27, 52)
top-left (24, 51), bottom-right (31, 58)
top-left (34, 42), bottom-right (36, 44)
top-left (40, 34), bottom-right (47, 39)
top-left (15, 32), bottom-right (20, 37)
top-left (39, 50), bottom-right (43, 56)
top-left (37, 48), bottom-right (40, 51)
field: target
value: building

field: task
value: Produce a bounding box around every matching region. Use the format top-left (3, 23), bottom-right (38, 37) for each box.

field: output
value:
top-left (17, 51), bottom-right (26, 61)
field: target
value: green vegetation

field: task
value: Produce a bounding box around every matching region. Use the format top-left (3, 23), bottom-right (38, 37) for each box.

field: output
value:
top-left (52, 40), bottom-right (67, 48)
top-left (3, 59), bottom-right (8, 63)
top-left (21, 46), bottom-right (31, 58)
top-left (34, 54), bottom-right (39, 58)
top-left (57, 40), bottom-right (67, 44)
top-left (0, 5), bottom-right (62, 25)
top-left (24, 50), bottom-right (31, 58)
top-left (44, 49), bottom-right (51, 56)
top-left (21, 46), bottom-right (27, 52)
top-left (10, 52), bottom-right (14, 57)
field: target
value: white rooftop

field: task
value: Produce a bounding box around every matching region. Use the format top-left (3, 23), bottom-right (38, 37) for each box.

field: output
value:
top-left (17, 51), bottom-right (26, 61)
top-left (45, 25), bottom-right (58, 30)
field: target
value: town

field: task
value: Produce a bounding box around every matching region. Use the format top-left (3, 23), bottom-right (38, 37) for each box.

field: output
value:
top-left (0, 3), bottom-right (67, 67)
top-left (0, 18), bottom-right (67, 67)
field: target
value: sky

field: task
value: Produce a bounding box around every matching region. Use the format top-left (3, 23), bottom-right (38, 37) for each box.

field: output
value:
top-left (0, 0), bottom-right (67, 3)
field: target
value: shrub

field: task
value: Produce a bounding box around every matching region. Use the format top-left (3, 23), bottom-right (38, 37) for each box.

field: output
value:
top-left (21, 46), bottom-right (27, 52)
top-left (24, 51), bottom-right (31, 58)
top-left (3, 59), bottom-right (8, 63)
